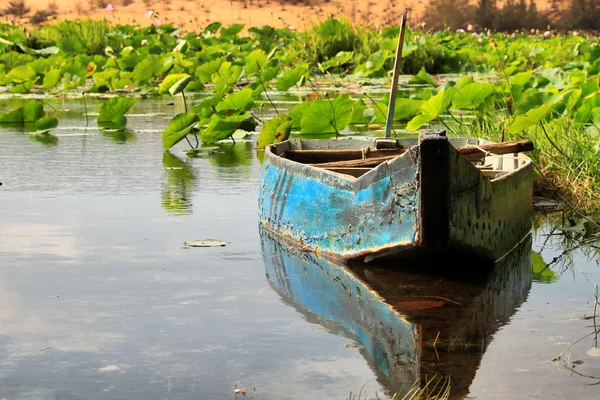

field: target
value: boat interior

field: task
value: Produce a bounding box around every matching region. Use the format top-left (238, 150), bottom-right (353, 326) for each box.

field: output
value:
top-left (268, 136), bottom-right (533, 180)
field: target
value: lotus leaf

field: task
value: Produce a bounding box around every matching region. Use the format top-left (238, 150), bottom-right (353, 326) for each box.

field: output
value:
top-left (300, 94), bottom-right (354, 134)
top-left (256, 114), bottom-right (293, 149)
top-left (162, 112), bottom-right (200, 150)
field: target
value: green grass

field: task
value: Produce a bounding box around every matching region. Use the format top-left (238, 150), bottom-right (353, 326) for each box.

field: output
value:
top-left (28, 19), bottom-right (111, 55)
top-left (292, 15), bottom-right (380, 72)
top-left (439, 80), bottom-right (600, 215)
top-left (347, 376), bottom-right (453, 400)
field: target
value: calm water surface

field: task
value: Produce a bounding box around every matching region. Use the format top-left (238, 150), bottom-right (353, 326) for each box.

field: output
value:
top-left (0, 97), bottom-right (599, 399)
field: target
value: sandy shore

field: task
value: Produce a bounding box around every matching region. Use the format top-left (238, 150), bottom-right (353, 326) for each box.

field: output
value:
top-left (10, 0), bottom-right (421, 32)
top-left (12, 0), bottom-right (552, 33)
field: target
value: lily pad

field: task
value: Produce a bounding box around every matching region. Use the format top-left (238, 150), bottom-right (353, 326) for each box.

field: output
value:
top-left (0, 100), bottom-right (45, 124)
top-left (507, 102), bottom-right (555, 133)
top-left (407, 88), bottom-right (456, 131)
top-left (168, 75), bottom-right (193, 96)
top-left (300, 94), bottom-right (354, 134)
top-left (256, 114), bottom-right (293, 149)
top-left (276, 65), bottom-right (308, 91)
top-left (35, 116), bottom-right (59, 134)
top-left (244, 49), bottom-right (268, 77)
top-left (216, 88), bottom-right (254, 113)
top-left (162, 112), bottom-right (200, 150)
top-left (200, 114), bottom-right (250, 144)
top-left (97, 97), bottom-right (138, 130)
top-left (184, 239), bottom-right (228, 247)
top-left (232, 129), bottom-right (249, 139)
top-left (6, 65), bottom-right (36, 84)
top-left (409, 66), bottom-right (436, 86)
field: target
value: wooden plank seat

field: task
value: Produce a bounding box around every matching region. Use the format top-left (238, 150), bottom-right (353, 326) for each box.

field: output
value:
top-left (284, 148), bottom-right (405, 163)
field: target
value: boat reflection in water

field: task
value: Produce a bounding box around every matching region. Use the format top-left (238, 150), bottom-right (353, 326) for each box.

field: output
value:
top-left (260, 227), bottom-right (532, 399)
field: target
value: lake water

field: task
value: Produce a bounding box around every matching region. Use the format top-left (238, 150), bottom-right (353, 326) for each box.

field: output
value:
top-left (1, 97), bottom-right (599, 399)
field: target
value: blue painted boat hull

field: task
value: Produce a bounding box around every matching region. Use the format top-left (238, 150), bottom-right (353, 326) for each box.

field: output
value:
top-left (258, 133), bottom-right (533, 262)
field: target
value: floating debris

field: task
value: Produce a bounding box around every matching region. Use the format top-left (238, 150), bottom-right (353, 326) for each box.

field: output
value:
top-left (587, 348), bottom-right (600, 357)
top-left (184, 239), bottom-right (228, 247)
top-left (533, 199), bottom-right (562, 209)
top-left (98, 365), bottom-right (121, 372)
top-left (557, 216), bottom-right (600, 237)
top-left (394, 300), bottom-right (445, 310)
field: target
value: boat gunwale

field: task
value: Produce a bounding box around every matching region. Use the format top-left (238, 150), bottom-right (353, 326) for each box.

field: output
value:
top-left (264, 140), bottom-right (417, 193)
top-left (264, 137), bottom-right (534, 186)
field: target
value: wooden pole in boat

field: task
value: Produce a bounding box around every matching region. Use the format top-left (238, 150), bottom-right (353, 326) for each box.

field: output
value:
top-left (384, 8), bottom-right (408, 138)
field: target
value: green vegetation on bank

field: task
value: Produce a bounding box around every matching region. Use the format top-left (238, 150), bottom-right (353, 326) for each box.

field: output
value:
top-left (0, 18), bottom-right (599, 213)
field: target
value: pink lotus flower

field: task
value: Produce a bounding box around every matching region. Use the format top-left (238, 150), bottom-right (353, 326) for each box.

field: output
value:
top-left (106, 3), bottom-right (114, 12)
top-left (154, 19), bottom-right (162, 27)
top-left (466, 24), bottom-right (473, 32)
top-left (141, 39), bottom-right (148, 46)
top-left (471, 32), bottom-right (478, 38)
top-left (145, 10), bottom-right (154, 19)
top-left (573, 31), bottom-right (579, 36)
top-left (457, 29), bottom-right (465, 33)
top-left (543, 31), bottom-right (551, 38)
top-left (478, 37), bottom-right (483, 43)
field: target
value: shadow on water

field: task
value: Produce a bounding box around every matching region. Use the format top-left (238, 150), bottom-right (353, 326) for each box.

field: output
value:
top-left (2, 125), bottom-right (59, 146)
top-left (161, 151), bottom-right (197, 216)
top-left (28, 132), bottom-right (59, 146)
top-left (101, 129), bottom-right (136, 144)
top-left (207, 141), bottom-right (254, 168)
top-left (259, 227), bottom-right (533, 399)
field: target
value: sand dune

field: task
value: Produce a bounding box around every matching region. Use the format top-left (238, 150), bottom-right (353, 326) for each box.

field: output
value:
top-left (11, 0), bottom-right (552, 32)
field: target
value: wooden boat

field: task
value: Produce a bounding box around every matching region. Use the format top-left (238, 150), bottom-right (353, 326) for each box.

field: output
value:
top-left (258, 129), bottom-right (534, 262)
top-left (260, 226), bottom-right (533, 398)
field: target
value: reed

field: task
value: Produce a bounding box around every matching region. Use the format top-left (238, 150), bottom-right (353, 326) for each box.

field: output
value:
top-left (292, 14), bottom-right (379, 72)
top-left (346, 376), bottom-right (453, 400)
top-left (29, 19), bottom-right (111, 55)
top-left (446, 106), bottom-right (600, 215)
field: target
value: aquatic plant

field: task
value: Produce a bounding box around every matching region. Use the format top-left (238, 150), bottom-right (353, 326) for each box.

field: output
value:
top-left (255, 114), bottom-right (293, 149)
top-left (0, 17), bottom-right (599, 212)
top-left (97, 96), bottom-right (137, 130)
top-left (161, 151), bottom-right (196, 215)
top-left (346, 375), bottom-right (452, 399)
top-left (162, 112), bottom-right (199, 150)
top-left (552, 283), bottom-right (600, 385)
top-left (0, 99), bottom-right (60, 139)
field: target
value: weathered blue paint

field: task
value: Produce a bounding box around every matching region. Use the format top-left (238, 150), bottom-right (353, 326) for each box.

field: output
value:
top-left (259, 135), bottom-right (535, 262)
top-left (260, 229), bottom-right (419, 395)
top-left (258, 146), bottom-right (420, 259)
